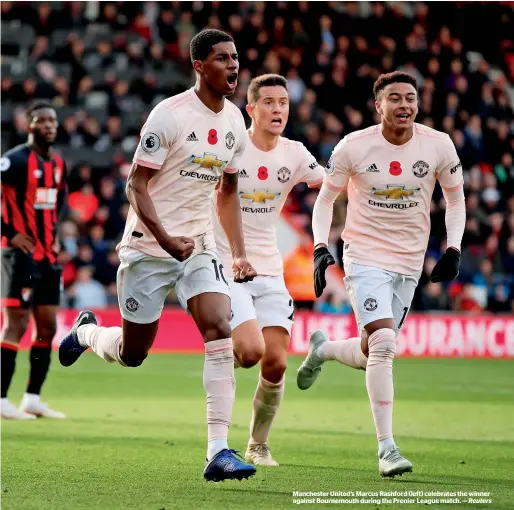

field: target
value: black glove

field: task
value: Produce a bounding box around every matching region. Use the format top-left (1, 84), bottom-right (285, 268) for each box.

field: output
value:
top-left (430, 247), bottom-right (461, 283)
top-left (314, 246), bottom-right (335, 298)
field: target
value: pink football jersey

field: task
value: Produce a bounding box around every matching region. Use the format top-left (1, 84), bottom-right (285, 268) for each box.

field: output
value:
top-left (214, 133), bottom-right (324, 275)
top-left (120, 89), bottom-right (247, 258)
top-left (324, 123), bottom-right (464, 274)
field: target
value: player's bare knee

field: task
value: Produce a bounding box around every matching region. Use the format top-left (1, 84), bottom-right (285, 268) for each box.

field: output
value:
top-left (261, 351), bottom-right (287, 382)
top-left (3, 326), bottom-right (24, 342)
top-left (123, 350), bottom-right (148, 367)
top-left (3, 313), bottom-right (30, 341)
top-left (202, 315), bottom-right (232, 342)
top-left (237, 344), bottom-right (264, 368)
top-left (34, 324), bottom-right (57, 343)
top-left (262, 360), bottom-right (287, 383)
top-left (120, 344), bottom-right (149, 367)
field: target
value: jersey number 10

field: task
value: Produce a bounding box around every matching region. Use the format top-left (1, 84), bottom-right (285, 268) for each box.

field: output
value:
top-left (211, 259), bottom-right (228, 285)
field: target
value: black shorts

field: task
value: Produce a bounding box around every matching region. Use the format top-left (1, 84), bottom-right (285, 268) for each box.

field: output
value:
top-left (1, 248), bottom-right (62, 308)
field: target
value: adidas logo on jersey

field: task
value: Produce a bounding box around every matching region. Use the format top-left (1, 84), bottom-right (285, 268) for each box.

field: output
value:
top-left (366, 163), bottom-right (379, 173)
top-left (239, 169), bottom-right (250, 178)
top-left (186, 132), bottom-right (198, 142)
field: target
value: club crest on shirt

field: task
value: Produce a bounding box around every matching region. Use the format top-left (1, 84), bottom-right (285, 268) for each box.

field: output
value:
top-left (412, 160), bottom-right (430, 178)
top-left (277, 166), bottom-right (291, 183)
top-left (225, 131), bottom-right (235, 150)
top-left (141, 133), bottom-right (160, 154)
top-left (325, 156), bottom-right (334, 174)
top-left (54, 167), bottom-right (62, 185)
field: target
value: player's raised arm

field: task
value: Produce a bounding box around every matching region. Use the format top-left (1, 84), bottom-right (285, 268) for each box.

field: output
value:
top-left (311, 141), bottom-right (351, 297)
top-left (127, 108), bottom-right (194, 261)
top-left (430, 137), bottom-right (466, 282)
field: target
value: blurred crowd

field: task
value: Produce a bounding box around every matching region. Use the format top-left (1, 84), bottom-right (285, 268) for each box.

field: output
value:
top-left (1, 1), bottom-right (513, 313)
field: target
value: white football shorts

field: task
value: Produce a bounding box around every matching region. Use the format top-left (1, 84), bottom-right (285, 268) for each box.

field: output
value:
top-left (229, 275), bottom-right (295, 335)
top-left (342, 258), bottom-right (421, 334)
top-left (117, 247), bottom-right (230, 324)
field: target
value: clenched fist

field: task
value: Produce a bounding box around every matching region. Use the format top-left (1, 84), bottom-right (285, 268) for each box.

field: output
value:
top-left (232, 257), bottom-right (257, 283)
top-left (159, 235), bottom-right (195, 262)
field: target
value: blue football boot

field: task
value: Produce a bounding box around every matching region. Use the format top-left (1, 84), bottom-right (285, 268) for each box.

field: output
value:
top-left (204, 449), bottom-right (256, 482)
top-left (58, 310), bottom-right (97, 367)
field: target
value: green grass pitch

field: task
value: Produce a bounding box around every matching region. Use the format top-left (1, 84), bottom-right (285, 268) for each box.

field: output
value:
top-left (2, 354), bottom-right (514, 509)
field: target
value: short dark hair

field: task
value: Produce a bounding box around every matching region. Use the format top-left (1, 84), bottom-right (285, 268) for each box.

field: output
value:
top-left (190, 29), bottom-right (234, 62)
top-left (247, 74), bottom-right (288, 104)
top-left (26, 100), bottom-right (54, 121)
top-left (373, 71), bottom-right (418, 100)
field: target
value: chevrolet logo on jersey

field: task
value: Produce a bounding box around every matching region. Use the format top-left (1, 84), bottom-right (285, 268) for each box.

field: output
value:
top-left (372, 185), bottom-right (420, 200)
top-left (239, 190), bottom-right (280, 213)
top-left (239, 190), bottom-right (281, 203)
top-left (369, 185), bottom-right (420, 209)
top-left (190, 153), bottom-right (227, 169)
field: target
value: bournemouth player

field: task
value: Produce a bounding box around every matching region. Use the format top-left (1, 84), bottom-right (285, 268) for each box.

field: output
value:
top-left (1, 101), bottom-right (67, 419)
top-left (58, 30), bottom-right (258, 482)
top-left (213, 74), bottom-right (323, 466)
top-left (297, 72), bottom-right (465, 477)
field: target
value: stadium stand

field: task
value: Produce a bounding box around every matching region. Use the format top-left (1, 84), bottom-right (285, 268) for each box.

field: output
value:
top-left (2, 1), bottom-right (513, 313)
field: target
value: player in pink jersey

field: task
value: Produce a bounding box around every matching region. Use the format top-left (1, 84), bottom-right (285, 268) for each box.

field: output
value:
top-left (297, 72), bottom-right (466, 477)
top-left (213, 74), bottom-right (324, 466)
top-left (58, 30), bottom-right (258, 482)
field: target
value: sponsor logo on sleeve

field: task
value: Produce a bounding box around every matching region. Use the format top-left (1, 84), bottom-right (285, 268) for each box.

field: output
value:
top-left (450, 161), bottom-right (462, 174)
top-left (0, 157), bottom-right (11, 172)
top-left (325, 156), bottom-right (334, 174)
top-left (141, 133), bottom-right (160, 154)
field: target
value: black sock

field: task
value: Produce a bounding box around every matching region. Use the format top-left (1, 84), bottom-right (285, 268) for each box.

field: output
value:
top-left (26, 343), bottom-right (52, 395)
top-left (1, 346), bottom-right (18, 399)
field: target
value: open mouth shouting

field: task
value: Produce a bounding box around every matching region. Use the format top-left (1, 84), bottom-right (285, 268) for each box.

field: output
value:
top-left (227, 72), bottom-right (238, 90)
